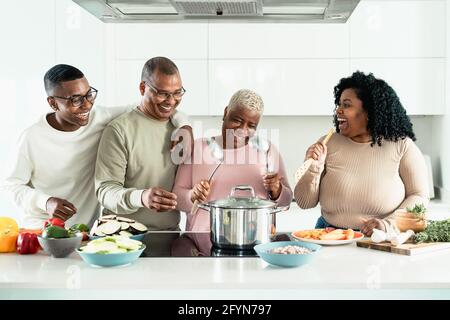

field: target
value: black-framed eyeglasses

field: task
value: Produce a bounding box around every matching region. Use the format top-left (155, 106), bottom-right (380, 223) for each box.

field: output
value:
top-left (52, 87), bottom-right (98, 107)
top-left (144, 82), bottom-right (186, 100)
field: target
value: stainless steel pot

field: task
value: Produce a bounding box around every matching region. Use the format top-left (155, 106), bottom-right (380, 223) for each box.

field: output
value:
top-left (198, 185), bottom-right (289, 250)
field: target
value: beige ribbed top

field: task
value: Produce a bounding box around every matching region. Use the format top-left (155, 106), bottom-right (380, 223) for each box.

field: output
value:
top-left (294, 133), bottom-right (429, 229)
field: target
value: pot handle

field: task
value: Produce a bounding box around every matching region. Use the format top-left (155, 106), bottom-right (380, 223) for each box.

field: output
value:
top-left (197, 203), bottom-right (211, 212)
top-left (268, 205), bottom-right (290, 215)
top-left (230, 185), bottom-right (255, 198)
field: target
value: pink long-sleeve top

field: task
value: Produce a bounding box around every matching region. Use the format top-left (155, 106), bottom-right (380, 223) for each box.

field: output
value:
top-left (173, 136), bottom-right (293, 231)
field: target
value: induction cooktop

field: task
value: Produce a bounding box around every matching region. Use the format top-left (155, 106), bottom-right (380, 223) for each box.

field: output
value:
top-left (138, 231), bottom-right (291, 257)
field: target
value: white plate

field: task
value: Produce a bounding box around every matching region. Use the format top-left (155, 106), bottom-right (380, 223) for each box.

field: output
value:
top-left (291, 230), bottom-right (365, 246)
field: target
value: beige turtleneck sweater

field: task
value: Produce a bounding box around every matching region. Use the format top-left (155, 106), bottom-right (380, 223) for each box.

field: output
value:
top-left (294, 133), bottom-right (430, 229)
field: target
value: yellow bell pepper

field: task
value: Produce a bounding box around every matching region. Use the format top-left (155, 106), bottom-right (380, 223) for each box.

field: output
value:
top-left (0, 217), bottom-right (19, 253)
top-left (0, 231), bottom-right (19, 253)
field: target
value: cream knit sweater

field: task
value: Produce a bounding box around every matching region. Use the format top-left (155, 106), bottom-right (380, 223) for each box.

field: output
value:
top-left (294, 133), bottom-right (430, 229)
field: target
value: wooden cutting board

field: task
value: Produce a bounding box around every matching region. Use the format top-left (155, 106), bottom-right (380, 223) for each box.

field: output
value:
top-left (356, 239), bottom-right (450, 255)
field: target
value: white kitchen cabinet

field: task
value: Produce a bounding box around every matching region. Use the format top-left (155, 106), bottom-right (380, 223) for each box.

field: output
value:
top-left (350, 0), bottom-right (445, 58)
top-left (55, 0), bottom-right (106, 105)
top-left (209, 59), bottom-right (349, 116)
top-left (115, 60), bottom-right (208, 115)
top-left (209, 23), bottom-right (349, 59)
top-left (115, 23), bottom-right (208, 60)
top-left (350, 58), bottom-right (445, 115)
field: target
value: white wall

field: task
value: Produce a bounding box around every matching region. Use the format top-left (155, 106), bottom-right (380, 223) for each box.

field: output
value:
top-left (431, 0), bottom-right (450, 201)
top-left (0, 0), bottom-right (447, 223)
top-left (0, 0), bottom-right (106, 221)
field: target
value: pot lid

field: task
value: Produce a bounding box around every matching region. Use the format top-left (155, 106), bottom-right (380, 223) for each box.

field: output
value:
top-left (204, 185), bottom-right (277, 209)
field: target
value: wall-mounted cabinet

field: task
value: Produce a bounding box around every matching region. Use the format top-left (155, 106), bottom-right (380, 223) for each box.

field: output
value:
top-left (351, 58), bottom-right (445, 115)
top-left (209, 59), bottom-right (348, 116)
top-left (115, 24), bottom-right (208, 60)
top-left (209, 23), bottom-right (349, 59)
top-left (104, 0), bottom-right (446, 116)
top-left (349, 0), bottom-right (445, 58)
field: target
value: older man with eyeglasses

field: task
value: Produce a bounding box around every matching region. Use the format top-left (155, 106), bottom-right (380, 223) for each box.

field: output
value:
top-left (1, 63), bottom-right (191, 229)
top-left (94, 56), bottom-right (191, 231)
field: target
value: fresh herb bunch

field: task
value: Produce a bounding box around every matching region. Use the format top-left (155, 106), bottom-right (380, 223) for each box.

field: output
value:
top-left (406, 203), bottom-right (427, 219)
top-left (414, 219), bottom-right (450, 243)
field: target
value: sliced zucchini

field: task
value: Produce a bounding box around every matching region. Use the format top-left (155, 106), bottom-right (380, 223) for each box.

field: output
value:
top-left (94, 229), bottom-right (105, 237)
top-left (98, 220), bottom-right (121, 235)
top-left (117, 217), bottom-right (135, 223)
top-left (90, 220), bottom-right (99, 236)
top-left (101, 214), bottom-right (117, 220)
top-left (120, 222), bottom-right (130, 230)
top-left (129, 222), bottom-right (148, 234)
top-left (119, 230), bottom-right (133, 237)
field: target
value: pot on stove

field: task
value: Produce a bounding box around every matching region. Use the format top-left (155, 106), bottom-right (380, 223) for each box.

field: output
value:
top-left (198, 185), bottom-right (289, 250)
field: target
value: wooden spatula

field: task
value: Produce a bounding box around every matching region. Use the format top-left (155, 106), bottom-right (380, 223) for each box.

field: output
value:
top-left (294, 129), bottom-right (334, 183)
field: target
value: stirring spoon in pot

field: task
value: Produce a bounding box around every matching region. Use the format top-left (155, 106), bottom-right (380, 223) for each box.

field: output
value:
top-left (249, 135), bottom-right (271, 173)
top-left (249, 134), bottom-right (275, 199)
top-left (190, 137), bottom-right (224, 216)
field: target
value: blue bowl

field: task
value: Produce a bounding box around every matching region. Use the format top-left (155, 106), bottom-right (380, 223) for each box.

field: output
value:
top-left (76, 245), bottom-right (146, 267)
top-left (89, 233), bottom-right (147, 242)
top-left (254, 241), bottom-right (321, 268)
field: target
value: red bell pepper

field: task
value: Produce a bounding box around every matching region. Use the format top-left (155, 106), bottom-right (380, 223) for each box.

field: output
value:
top-left (16, 232), bottom-right (40, 254)
top-left (44, 218), bottom-right (65, 229)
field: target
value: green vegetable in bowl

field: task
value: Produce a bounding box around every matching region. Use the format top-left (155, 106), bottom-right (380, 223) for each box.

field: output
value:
top-left (414, 219), bottom-right (450, 243)
top-left (42, 225), bottom-right (69, 239)
top-left (406, 203), bottom-right (427, 219)
top-left (69, 223), bottom-right (89, 233)
top-left (80, 235), bottom-right (142, 254)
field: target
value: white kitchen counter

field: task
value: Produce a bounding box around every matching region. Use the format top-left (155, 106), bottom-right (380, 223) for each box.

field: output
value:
top-left (1, 201), bottom-right (449, 300)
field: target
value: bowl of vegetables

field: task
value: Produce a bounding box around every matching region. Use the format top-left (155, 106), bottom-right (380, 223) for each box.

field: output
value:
top-left (77, 235), bottom-right (145, 267)
top-left (395, 203), bottom-right (427, 232)
top-left (254, 241), bottom-right (321, 268)
top-left (37, 218), bottom-right (90, 258)
top-left (89, 215), bottom-right (148, 241)
top-left (38, 225), bottom-right (83, 258)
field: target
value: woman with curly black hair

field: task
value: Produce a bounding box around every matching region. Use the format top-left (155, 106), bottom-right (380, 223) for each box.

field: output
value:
top-left (294, 71), bottom-right (429, 236)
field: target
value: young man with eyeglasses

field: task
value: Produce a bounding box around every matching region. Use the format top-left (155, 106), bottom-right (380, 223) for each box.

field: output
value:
top-left (95, 57), bottom-right (190, 231)
top-left (1, 64), bottom-right (191, 229)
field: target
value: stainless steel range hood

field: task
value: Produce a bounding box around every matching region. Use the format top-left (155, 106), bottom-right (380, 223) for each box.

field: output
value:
top-left (72, 0), bottom-right (360, 23)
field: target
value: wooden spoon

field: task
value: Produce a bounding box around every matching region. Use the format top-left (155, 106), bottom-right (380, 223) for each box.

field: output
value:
top-left (294, 129), bottom-right (334, 183)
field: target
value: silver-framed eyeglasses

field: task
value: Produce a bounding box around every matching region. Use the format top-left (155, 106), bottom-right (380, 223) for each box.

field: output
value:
top-left (52, 87), bottom-right (98, 107)
top-left (144, 81), bottom-right (186, 100)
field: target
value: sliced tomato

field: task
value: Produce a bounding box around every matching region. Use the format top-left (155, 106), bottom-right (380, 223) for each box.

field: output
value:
top-left (343, 229), bottom-right (355, 240)
top-left (320, 232), bottom-right (346, 240)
